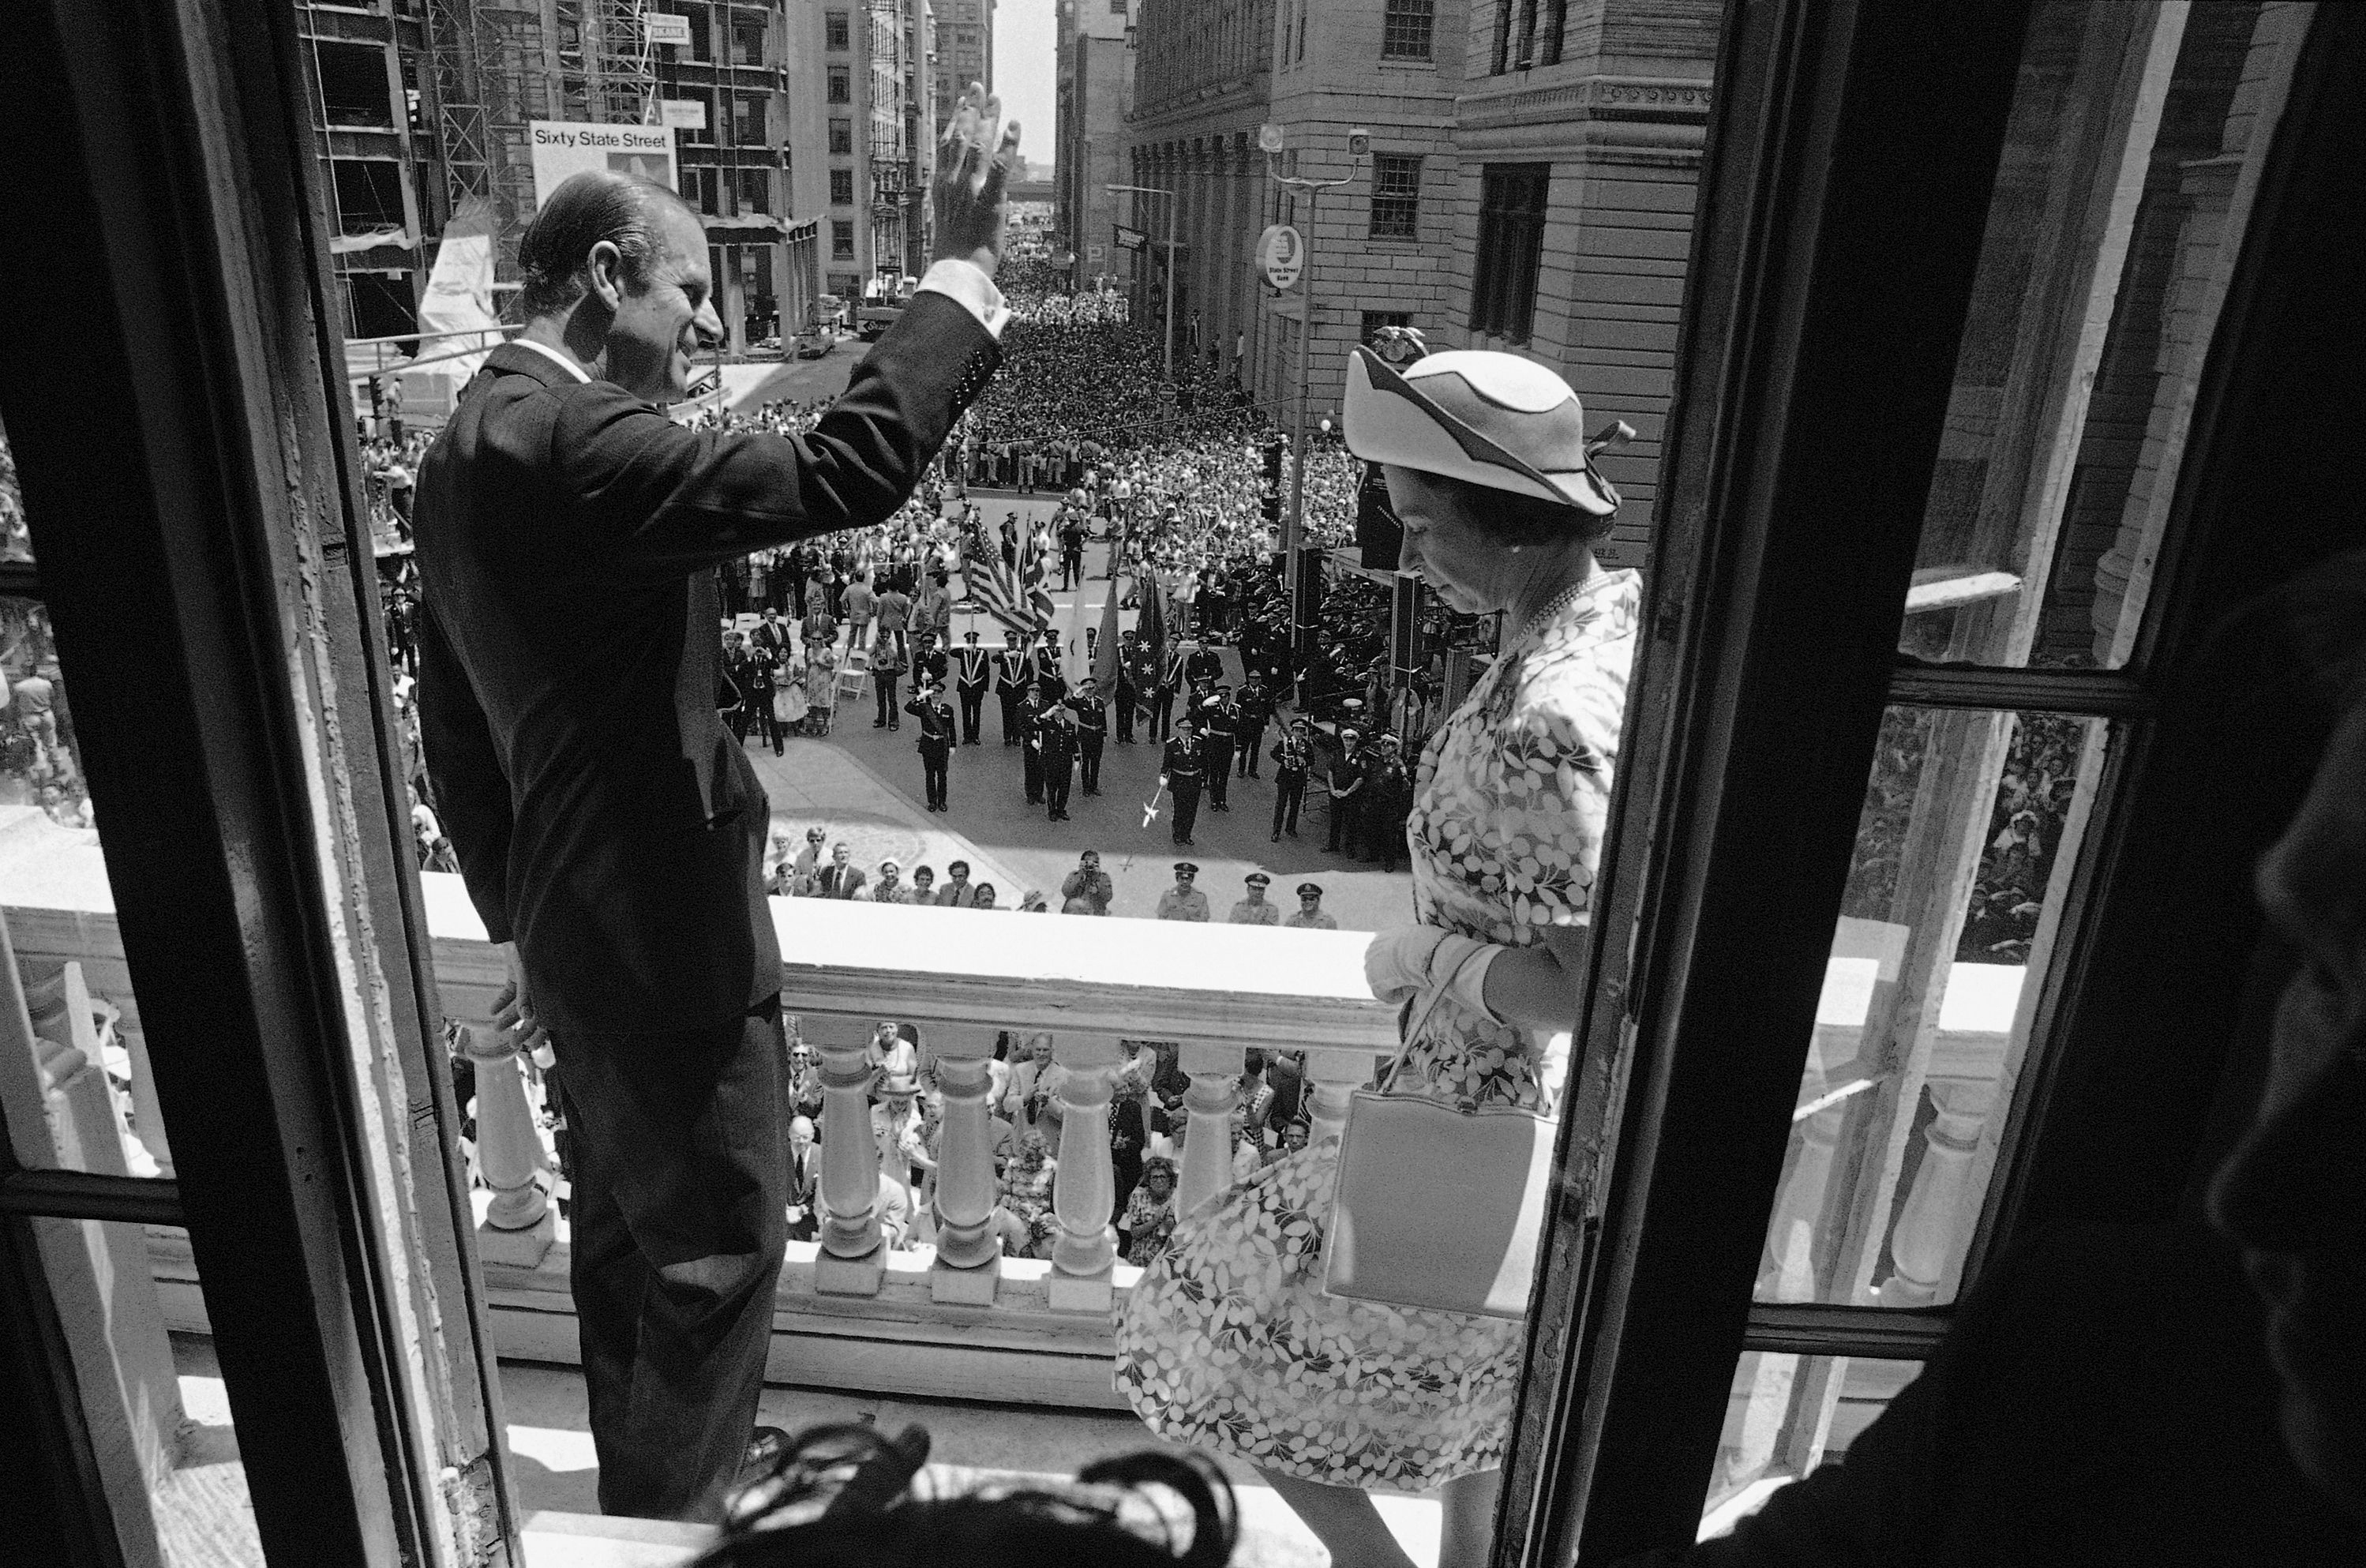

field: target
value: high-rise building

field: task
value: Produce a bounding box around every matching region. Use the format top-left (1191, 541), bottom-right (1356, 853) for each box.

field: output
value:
top-left (1122, 0), bottom-right (1721, 561)
top-left (932, 0), bottom-right (994, 123)
top-left (1054, 0), bottom-right (1135, 292)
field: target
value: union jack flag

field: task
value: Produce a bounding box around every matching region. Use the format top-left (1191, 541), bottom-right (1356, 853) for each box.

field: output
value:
top-left (959, 527), bottom-right (1058, 638)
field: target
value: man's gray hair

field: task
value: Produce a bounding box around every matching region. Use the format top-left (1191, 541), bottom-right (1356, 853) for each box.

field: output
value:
top-left (512, 171), bottom-right (685, 321)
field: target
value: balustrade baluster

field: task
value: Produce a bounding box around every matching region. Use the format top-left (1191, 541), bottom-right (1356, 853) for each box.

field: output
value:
top-left (1759, 1046), bottom-right (1847, 1303)
top-left (811, 1016), bottom-right (887, 1295)
top-left (1303, 1048), bottom-right (1384, 1146)
top-left (8, 955), bottom-right (184, 1493)
top-left (927, 1023), bottom-right (1003, 1304)
top-left (1047, 1034), bottom-right (1122, 1312)
top-left (1175, 1041), bottom-right (1243, 1219)
top-left (114, 1007), bottom-right (173, 1177)
top-left (1877, 1078), bottom-right (1996, 1307)
top-left (456, 1020), bottom-right (555, 1267)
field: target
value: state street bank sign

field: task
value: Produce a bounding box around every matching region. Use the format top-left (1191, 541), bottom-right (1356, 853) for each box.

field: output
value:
top-left (528, 122), bottom-right (677, 206)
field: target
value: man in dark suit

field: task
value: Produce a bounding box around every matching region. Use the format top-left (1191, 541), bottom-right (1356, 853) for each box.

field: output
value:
top-left (414, 85), bottom-right (1018, 1525)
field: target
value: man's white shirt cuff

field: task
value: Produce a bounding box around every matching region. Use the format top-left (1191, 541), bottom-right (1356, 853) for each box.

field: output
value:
top-left (913, 259), bottom-right (1011, 339)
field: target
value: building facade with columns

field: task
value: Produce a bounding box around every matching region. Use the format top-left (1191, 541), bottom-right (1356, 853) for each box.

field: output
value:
top-left (1122, 0), bottom-right (1720, 563)
top-left (1055, 0), bottom-right (1137, 291)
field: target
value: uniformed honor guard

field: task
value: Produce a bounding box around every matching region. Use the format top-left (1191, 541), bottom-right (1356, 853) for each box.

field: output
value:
top-left (954, 629), bottom-right (993, 744)
top-left (1270, 718), bottom-right (1313, 842)
top-left (1151, 639), bottom-right (1189, 741)
top-left (1037, 699), bottom-right (1079, 820)
top-left (1368, 733), bottom-right (1412, 872)
top-left (1156, 862), bottom-right (1209, 921)
top-left (1284, 883), bottom-right (1338, 930)
top-left (1112, 629), bottom-right (1144, 743)
top-left (1198, 687), bottom-right (1236, 812)
top-left (1159, 715), bottom-right (1205, 847)
top-left (1067, 677), bottom-right (1108, 795)
top-left (909, 628), bottom-right (948, 696)
top-left (995, 628), bottom-right (1031, 744)
top-left (1228, 871), bottom-right (1280, 925)
top-left (1234, 671), bottom-right (1273, 777)
top-left (1325, 727), bottom-right (1369, 857)
top-left (1018, 688), bottom-right (1048, 804)
top-left (902, 681), bottom-right (957, 812)
top-left (1033, 630), bottom-right (1069, 704)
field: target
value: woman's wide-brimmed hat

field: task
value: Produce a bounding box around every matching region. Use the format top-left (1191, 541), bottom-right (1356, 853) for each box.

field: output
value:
top-left (1343, 345), bottom-right (1626, 516)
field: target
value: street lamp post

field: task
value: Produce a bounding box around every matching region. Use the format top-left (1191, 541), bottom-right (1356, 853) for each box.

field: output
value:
top-left (1106, 182), bottom-right (1179, 384)
top-left (1259, 123), bottom-right (1368, 683)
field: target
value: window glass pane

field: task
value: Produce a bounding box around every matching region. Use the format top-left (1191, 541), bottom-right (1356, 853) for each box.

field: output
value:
top-left (1895, 2), bottom-right (2309, 670)
top-left (1756, 706), bottom-right (2111, 1308)
top-left (1707, 1352), bottom-right (1921, 1535)
top-left (1, 592), bottom-right (172, 1184)
top-left (16, 1228), bottom-right (267, 1566)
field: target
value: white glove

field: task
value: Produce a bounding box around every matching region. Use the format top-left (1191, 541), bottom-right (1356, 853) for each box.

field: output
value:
top-left (1363, 925), bottom-right (1505, 1022)
top-left (1363, 925), bottom-right (1449, 1006)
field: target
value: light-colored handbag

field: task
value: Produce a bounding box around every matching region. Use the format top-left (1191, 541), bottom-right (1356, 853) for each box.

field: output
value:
top-left (1322, 952), bottom-right (1556, 1321)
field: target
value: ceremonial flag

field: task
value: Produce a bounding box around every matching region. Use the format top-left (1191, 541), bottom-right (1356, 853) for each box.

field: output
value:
top-left (1136, 569), bottom-right (1168, 687)
top-left (1092, 516), bottom-right (1126, 692)
top-left (959, 526), bottom-right (1058, 637)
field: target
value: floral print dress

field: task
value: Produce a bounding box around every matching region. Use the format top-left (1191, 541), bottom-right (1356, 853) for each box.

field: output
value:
top-left (1113, 569), bottom-right (1639, 1487)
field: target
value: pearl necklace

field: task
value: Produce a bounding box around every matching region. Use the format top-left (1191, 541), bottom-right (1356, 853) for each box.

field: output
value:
top-left (1508, 574), bottom-right (1599, 651)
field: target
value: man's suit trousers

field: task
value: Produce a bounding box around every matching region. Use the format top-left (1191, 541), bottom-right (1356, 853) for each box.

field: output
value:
top-left (554, 1000), bottom-right (788, 1522)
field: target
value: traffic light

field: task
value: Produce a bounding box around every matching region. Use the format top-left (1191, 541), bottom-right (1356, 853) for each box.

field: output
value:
top-left (1262, 435), bottom-right (1283, 485)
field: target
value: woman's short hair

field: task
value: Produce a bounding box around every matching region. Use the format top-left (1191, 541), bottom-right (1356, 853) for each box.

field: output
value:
top-left (513, 171), bottom-right (680, 321)
top-left (1422, 471), bottom-right (1618, 548)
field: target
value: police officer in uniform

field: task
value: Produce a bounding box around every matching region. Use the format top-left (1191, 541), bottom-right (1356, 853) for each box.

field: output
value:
top-left (1155, 861), bottom-right (1209, 921)
top-left (1033, 631), bottom-right (1068, 704)
top-left (1112, 629), bottom-right (1144, 743)
top-left (994, 628), bottom-right (1031, 744)
top-left (1269, 718), bottom-right (1313, 842)
top-left (1234, 670), bottom-right (1273, 778)
top-left (1198, 687), bottom-right (1236, 812)
top-left (1228, 870), bottom-right (1280, 925)
top-left (1037, 697), bottom-right (1079, 820)
top-left (1367, 733), bottom-right (1412, 872)
top-left (1159, 715), bottom-right (1205, 846)
top-left (954, 629), bottom-right (993, 744)
top-left (1067, 676), bottom-right (1108, 795)
top-left (1284, 883), bottom-right (1338, 930)
top-left (909, 628), bottom-right (948, 696)
top-left (902, 681), bottom-right (957, 812)
top-left (1018, 687), bottom-right (1048, 805)
top-left (1325, 728), bottom-right (1369, 857)
top-left (1151, 640), bottom-right (1188, 742)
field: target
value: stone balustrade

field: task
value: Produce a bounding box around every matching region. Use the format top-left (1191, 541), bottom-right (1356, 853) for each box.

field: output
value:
top-left (5, 859), bottom-right (2025, 1410)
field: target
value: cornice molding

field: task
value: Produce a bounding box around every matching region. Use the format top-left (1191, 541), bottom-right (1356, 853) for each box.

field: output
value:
top-left (1455, 73), bottom-right (1712, 132)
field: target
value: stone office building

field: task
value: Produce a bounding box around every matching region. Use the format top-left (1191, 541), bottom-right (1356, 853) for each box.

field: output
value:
top-left (1118, 0), bottom-right (1721, 561)
top-left (1055, 0), bottom-right (1136, 291)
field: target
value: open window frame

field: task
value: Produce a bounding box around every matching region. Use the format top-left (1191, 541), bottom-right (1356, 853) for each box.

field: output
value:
top-left (0, 1), bottom-right (519, 1563)
top-left (1490, 1), bottom-right (2366, 1562)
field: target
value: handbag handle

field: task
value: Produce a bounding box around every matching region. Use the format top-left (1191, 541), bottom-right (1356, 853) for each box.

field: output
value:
top-left (1378, 937), bottom-right (1486, 1093)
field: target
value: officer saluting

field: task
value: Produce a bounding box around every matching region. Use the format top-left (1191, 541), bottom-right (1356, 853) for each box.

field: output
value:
top-left (1284, 882), bottom-right (1338, 929)
top-left (1159, 715), bottom-right (1205, 847)
top-left (954, 628), bottom-right (993, 744)
top-left (902, 681), bottom-right (957, 812)
top-left (1198, 686), bottom-right (1236, 813)
top-left (1067, 676), bottom-right (1109, 795)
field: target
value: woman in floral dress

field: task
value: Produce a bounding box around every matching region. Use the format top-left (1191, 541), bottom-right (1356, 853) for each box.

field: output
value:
top-left (1116, 346), bottom-right (1639, 1567)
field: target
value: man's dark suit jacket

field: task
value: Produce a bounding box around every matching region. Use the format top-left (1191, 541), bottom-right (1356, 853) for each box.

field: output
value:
top-left (416, 295), bottom-right (997, 1037)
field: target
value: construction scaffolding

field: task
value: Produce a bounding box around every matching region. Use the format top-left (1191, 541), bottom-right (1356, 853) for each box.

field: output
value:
top-left (424, 0), bottom-right (656, 279)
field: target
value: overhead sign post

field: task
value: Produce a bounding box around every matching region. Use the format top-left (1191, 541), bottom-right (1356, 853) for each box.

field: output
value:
top-left (645, 13), bottom-right (692, 47)
top-left (1258, 224), bottom-right (1304, 291)
top-left (527, 122), bottom-right (678, 205)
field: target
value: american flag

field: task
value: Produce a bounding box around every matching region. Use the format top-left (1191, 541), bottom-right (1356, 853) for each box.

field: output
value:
top-left (959, 526), bottom-right (1059, 638)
